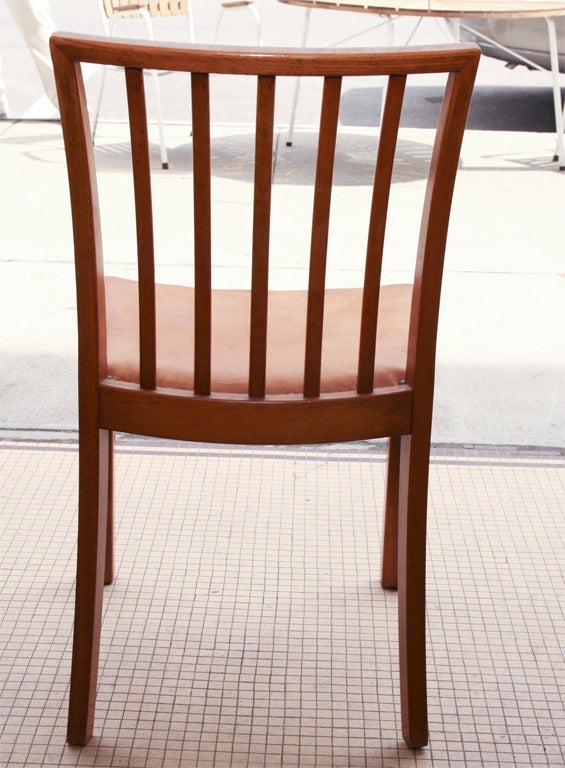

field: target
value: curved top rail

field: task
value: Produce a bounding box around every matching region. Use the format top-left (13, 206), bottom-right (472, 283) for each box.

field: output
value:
top-left (50, 32), bottom-right (480, 75)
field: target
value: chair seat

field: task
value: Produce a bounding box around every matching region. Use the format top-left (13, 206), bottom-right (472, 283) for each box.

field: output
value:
top-left (106, 276), bottom-right (411, 394)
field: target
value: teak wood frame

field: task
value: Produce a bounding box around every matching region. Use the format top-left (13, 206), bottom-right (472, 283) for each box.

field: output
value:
top-left (50, 32), bottom-right (479, 749)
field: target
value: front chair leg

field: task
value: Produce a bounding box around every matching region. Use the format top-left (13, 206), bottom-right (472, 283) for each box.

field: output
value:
top-left (397, 433), bottom-right (429, 749)
top-left (382, 435), bottom-right (401, 589)
top-left (67, 428), bottom-right (111, 746)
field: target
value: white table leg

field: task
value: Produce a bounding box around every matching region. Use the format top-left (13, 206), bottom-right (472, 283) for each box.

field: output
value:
top-left (545, 17), bottom-right (565, 169)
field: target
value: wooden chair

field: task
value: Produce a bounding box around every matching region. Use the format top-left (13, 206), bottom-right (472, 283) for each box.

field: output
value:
top-left (50, 32), bottom-right (479, 749)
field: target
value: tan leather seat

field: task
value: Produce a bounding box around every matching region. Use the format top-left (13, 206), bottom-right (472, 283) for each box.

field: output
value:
top-left (106, 277), bottom-right (410, 394)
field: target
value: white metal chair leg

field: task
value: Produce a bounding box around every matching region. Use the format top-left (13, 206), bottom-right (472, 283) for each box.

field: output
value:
top-left (379, 18), bottom-right (395, 126)
top-left (137, 8), bottom-right (168, 169)
top-left (286, 7), bottom-right (312, 147)
top-left (92, 62), bottom-right (108, 140)
top-left (214, 1), bottom-right (262, 46)
top-left (187, 0), bottom-right (196, 43)
top-left (94, 3), bottom-right (169, 168)
top-left (92, 10), bottom-right (116, 140)
top-left (150, 69), bottom-right (169, 169)
top-left (545, 17), bottom-right (565, 169)
top-left (248, 2), bottom-right (262, 45)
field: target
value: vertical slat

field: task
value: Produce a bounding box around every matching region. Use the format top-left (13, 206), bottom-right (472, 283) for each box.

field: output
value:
top-left (357, 74), bottom-right (406, 394)
top-left (125, 66), bottom-right (156, 391)
top-left (303, 75), bottom-right (342, 398)
top-left (148, 0), bottom-right (168, 16)
top-left (248, 75), bottom-right (276, 398)
top-left (191, 72), bottom-right (212, 396)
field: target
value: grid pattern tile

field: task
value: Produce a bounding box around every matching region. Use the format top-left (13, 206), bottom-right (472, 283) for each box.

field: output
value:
top-left (0, 440), bottom-right (563, 767)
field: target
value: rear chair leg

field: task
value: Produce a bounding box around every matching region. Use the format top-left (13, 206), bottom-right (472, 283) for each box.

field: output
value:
top-left (67, 428), bottom-right (112, 746)
top-left (382, 435), bottom-right (400, 589)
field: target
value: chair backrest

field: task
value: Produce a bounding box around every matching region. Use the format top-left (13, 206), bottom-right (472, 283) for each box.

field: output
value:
top-left (103, 0), bottom-right (189, 17)
top-left (50, 34), bottom-right (478, 443)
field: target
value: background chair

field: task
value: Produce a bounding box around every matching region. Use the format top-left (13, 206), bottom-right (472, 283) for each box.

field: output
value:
top-left (51, 32), bottom-right (479, 749)
top-left (102, 0), bottom-right (196, 42)
top-left (94, 0), bottom-right (263, 168)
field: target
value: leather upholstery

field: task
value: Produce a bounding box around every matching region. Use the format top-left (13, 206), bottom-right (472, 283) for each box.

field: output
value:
top-left (105, 276), bottom-right (411, 394)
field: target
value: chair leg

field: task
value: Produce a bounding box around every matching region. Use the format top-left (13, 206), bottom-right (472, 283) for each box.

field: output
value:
top-left (150, 69), bottom-right (169, 169)
top-left (104, 10), bottom-right (169, 169)
top-left (214, 2), bottom-right (262, 46)
top-left (187, 0), bottom-right (196, 43)
top-left (104, 431), bottom-right (115, 585)
top-left (286, 7), bottom-right (312, 146)
top-left (381, 435), bottom-right (400, 589)
top-left (91, 65), bottom-right (108, 141)
top-left (247, 2), bottom-right (263, 46)
top-left (67, 428), bottom-right (112, 746)
top-left (136, 10), bottom-right (169, 170)
top-left (397, 433), bottom-right (429, 749)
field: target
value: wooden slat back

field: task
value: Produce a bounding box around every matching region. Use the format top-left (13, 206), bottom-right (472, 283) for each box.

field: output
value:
top-left (248, 76), bottom-right (276, 399)
top-left (104, 1), bottom-right (189, 17)
top-left (191, 72), bottom-right (212, 396)
top-left (125, 67), bottom-right (157, 391)
top-left (303, 76), bottom-right (342, 399)
top-left (357, 74), bottom-right (407, 395)
top-left (51, 33), bottom-right (479, 403)
top-left (148, 0), bottom-right (188, 16)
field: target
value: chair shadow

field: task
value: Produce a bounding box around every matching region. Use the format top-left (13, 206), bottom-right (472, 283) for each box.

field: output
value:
top-left (94, 131), bottom-right (434, 185)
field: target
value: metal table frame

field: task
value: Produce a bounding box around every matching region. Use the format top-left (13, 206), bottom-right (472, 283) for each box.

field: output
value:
top-left (279, 0), bottom-right (565, 168)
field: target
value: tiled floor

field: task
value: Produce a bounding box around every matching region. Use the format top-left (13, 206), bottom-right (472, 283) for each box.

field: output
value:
top-left (0, 439), bottom-right (563, 767)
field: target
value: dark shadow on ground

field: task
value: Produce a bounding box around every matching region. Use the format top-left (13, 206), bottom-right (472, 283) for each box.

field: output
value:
top-left (340, 85), bottom-right (563, 132)
top-left (94, 132), bottom-right (433, 184)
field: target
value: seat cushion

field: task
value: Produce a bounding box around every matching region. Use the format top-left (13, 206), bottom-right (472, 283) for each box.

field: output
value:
top-left (105, 276), bottom-right (410, 395)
